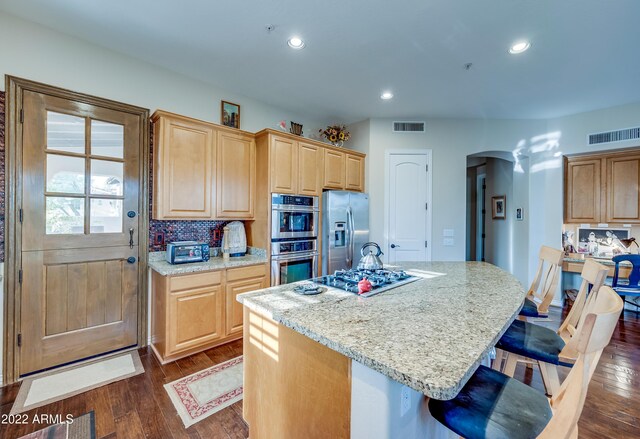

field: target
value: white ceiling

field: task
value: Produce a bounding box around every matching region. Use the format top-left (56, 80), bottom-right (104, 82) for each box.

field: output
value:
top-left (2, 0), bottom-right (639, 122)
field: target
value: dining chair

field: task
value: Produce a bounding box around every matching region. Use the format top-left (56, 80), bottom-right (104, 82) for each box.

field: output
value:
top-left (519, 246), bottom-right (564, 319)
top-left (493, 259), bottom-right (609, 396)
top-left (428, 285), bottom-right (623, 439)
top-left (611, 254), bottom-right (640, 312)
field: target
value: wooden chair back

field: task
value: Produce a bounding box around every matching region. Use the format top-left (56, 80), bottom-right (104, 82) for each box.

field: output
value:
top-left (538, 286), bottom-right (623, 439)
top-left (612, 254), bottom-right (640, 289)
top-left (527, 246), bottom-right (564, 315)
top-left (557, 259), bottom-right (608, 341)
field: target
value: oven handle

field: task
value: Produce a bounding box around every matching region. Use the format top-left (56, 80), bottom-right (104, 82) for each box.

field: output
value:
top-left (272, 206), bottom-right (320, 212)
top-left (271, 252), bottom-right (319, 262)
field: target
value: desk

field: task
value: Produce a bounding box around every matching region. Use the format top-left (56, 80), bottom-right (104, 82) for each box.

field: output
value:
top-left (562, 255), bottom-right (631, 278)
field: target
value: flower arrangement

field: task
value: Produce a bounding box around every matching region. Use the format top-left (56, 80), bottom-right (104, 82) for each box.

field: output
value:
top-left (319, 124), bottom-right (351, 146)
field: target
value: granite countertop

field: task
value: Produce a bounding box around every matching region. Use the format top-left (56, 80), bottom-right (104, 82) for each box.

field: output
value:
top-left (149, 247), bottom-right (268, 276)
top-left (237, 261), bottom-right (525, 400)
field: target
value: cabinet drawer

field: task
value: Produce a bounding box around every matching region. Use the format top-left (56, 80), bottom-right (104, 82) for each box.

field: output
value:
top-left (170, 270), bottom-right (223, 291)
top-left (227, 264), bottom-right (267, 282)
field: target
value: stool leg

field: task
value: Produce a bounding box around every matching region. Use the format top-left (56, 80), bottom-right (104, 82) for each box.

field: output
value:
top-left (503, 353), bottom-right (519, 377)
top-left (492, 348), bottom-right (504, 371)
top-left (539, 361), bottom-right (560, 396)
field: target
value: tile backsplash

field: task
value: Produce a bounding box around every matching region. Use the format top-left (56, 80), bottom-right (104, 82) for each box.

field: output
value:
top-left (0, 91), bottom-right (242, 260)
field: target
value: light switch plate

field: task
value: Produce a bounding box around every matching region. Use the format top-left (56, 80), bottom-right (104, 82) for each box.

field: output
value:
top-left (443, 229), bottom-right (455, 237)
top-left (443, 238), bottom-right (455, 246)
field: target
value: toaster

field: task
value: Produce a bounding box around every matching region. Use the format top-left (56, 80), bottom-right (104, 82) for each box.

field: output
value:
top-left (166, 241), bottom-right (210, 264)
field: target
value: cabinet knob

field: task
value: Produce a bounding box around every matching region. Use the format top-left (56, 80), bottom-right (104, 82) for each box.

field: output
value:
top-left (127, 257), bottom-right (136, 264)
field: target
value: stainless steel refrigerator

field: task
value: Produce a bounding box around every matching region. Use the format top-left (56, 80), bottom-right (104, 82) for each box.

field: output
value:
top-left (322, 191), bottom-right (369, 274)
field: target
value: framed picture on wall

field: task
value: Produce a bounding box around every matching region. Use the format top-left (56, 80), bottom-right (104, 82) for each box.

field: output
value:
top-left (221, 100), bottom-right (240, 129)
top-left (492, 195), bottom-right (506, 219)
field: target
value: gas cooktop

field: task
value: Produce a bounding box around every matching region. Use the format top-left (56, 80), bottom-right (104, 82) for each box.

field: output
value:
top-left (308, 268), bottom-right (419, 297)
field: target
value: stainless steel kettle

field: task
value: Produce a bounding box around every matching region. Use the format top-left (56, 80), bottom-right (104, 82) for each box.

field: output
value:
top-left (357, 242), bottom-right (384, 270)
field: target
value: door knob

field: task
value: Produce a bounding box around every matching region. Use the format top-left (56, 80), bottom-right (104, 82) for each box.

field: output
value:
top-left (390, 244), bottom-right (400, 249)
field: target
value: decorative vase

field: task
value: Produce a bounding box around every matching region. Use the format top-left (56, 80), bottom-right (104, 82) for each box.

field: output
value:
top-left (331, 140), bottom-right (344, 148)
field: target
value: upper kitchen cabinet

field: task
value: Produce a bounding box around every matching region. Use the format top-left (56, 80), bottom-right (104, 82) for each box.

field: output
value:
top-left (216, 130), bottom-right (256, 218)
top-left (298, 141), bottom-right (323, 195)
top-left (152, 111), bottom-right (215, 219)
top-left (345, 153), bottom-right (365, 192)
top-left (269, 135), bottom-right (298, 194)
top-left (152, 110), bottom-right (256, 220)
top-left (605, 152), bottom-right (640, 222)
top-left (564, 148), bottom-right (640, 223)
top-left (323, 149), bottom-right (346, 189)
top-left (564, 156), bottom-right (602, 223)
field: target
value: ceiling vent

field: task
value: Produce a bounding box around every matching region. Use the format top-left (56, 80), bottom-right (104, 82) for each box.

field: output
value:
top-left (588, 127), bottom-right (640, 145)
top-left (393, 121), bottom-right (426, 133)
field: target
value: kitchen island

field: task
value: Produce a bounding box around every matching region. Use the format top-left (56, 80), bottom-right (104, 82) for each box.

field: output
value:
top-left (237, 261), bottom-right (526, 439)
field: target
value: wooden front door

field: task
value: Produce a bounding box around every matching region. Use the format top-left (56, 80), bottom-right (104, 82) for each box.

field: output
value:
top-left (18, 90), bottom-right (143, 375)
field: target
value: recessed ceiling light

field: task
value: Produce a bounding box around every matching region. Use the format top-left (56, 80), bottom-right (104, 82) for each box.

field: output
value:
top-left (509, 41), bottom-right (531, 54)
top-left (380, 91), bottom-right (394, 100)
top-left (287, 36), bottom-right (305, 49)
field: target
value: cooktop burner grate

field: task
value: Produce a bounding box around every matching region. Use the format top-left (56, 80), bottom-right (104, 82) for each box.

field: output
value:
top-left (308, 268), bottom-right (419, 297)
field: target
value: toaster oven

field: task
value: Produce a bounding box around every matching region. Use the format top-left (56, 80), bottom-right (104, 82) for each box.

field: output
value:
top-left (166, 241), bottom-right (210, 264)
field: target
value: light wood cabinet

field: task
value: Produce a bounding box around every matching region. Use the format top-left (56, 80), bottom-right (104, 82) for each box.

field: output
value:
top-left (298, 142), bottom-right (323, 195)
top-left (345, 153), bottom-right (365, 192)
top-left (564, 149), bottom-right (640, 223)
top-left (323, 149), bottom-right (346, 189)
top-left (225, 265), bottom-right (268, 337)
top-left (564, 157), bottom-right (602, 223)
top-left (605, 153), bottom-right (640, 222)
top-left (216, 130), bottom-right (256, 218)
top-left (152, 112), bottom-right (215, 219)
top-left (151, 263), bottom-right (268, 363)
top-left (270, 136), bottom-right (298, 194)
top-left (152, 110), bottom-right (256, 220)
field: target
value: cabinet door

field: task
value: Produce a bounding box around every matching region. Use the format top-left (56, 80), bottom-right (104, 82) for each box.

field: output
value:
top-left (216, 130), bottom-right (256, 218)
top-left (606, 154), bottom-right (640, 222)
top-left (167, 285), bottom-right (223, 355)
top-left (323, 149), bottom-right (346, 189)
top-left (298, 142), bottom-right (322, 195)
top-left (564, 158), bottom-right (602, 223)
top-left (270, 136), bottom-right (298, 194)
top-left (153, 116), bottom-right (215, 219)
top-left (226, 276), bottom-right (267, 336)
top-left (345, 153), bottom-right (364, 192)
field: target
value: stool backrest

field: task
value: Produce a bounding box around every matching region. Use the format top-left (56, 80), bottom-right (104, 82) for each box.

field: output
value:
top-left (612, 254), bottom-right (640, 289)
top-left (557, 259), bottom-right (608, 341)
top-left (538, 286), bottom-right (623, 439)
top-left (528, 246), bottom-right (564, 315)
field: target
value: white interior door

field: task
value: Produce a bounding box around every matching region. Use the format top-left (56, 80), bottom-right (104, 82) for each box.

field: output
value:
top-left (386, 152), bottom-right (431, 263)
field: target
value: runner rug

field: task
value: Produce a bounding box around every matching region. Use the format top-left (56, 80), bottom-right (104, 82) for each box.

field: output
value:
top-left (164, 356), bottom-right (243, 428)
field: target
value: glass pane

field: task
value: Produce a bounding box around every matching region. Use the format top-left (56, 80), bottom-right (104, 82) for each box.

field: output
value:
top-left (90, 198), bottom-right (123, 233)
top-left (91, 159), bottom-right (124, 195)
top-left (46, 197), bottom-right (85, 234)
top-left (47, 111), bottom-right (85, 154)
top-left (91, 120), bottom-right (124, 158)
top-left (46, 154), bottom-right (85, 194)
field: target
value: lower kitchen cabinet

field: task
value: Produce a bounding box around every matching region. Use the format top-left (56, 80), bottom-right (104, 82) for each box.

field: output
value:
top-left (151, 263), bottom-right (268, 363)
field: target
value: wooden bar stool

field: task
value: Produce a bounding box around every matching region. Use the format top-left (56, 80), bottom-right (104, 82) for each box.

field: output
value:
top-left (428, 286), bottom-right (623, 439)
top-left (518, 246), bottom-right (564, 319)
top-left (493, 259), bottom-right (608, 396)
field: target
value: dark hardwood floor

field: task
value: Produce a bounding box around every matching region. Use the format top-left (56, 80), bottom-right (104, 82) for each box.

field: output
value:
top-left (1, 307), bottom-right (639, 438)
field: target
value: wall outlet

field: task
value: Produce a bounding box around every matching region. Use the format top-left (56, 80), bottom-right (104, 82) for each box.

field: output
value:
top-left (443, 238), bottom-right (455, 246)
top-left (400, 386), bottom-right (411, 416)
top-left (153, 231), bottom-right (165, 246)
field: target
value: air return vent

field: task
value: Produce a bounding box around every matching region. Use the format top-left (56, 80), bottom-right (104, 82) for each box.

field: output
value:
top-left (393, 121), bottom-right (426, 133)
top-left (588, 127), bottom-right (640, 145)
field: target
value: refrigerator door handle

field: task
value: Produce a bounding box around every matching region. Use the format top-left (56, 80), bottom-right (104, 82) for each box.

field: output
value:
top-left (347, 207), bottom-right (355, 267)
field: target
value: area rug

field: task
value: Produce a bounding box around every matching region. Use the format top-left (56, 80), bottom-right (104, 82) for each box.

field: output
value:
top-left (164, 356), bottom-right (243, 428)
top-left (11, 351), bottom-right (144, 414)
top-left (17, 411), bottom-right (95, 439)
